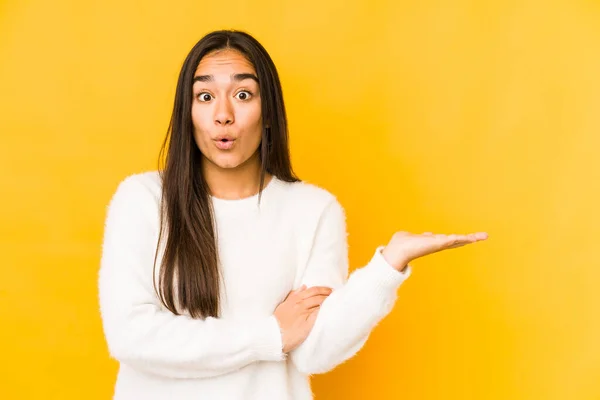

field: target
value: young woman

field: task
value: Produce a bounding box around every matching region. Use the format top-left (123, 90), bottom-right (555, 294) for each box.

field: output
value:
top-left (98, 30), bottom-right (488, 400)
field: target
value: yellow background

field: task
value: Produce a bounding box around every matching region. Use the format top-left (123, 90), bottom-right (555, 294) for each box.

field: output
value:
top-left (1, 0), bottom-right (599, 399)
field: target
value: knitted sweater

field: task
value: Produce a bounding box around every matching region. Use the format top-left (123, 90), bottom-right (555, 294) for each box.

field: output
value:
top-left (98, 171), bottom-right (411, 399)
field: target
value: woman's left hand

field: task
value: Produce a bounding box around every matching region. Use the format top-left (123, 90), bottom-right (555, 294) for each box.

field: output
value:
top-left (381, 231), bottom-right (489, 272)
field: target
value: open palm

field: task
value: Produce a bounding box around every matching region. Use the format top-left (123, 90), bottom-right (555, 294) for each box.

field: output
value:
top-left (381, 231), bottom-right (489, 271)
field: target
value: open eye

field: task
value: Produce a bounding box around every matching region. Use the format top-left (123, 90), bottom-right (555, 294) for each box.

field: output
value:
top-left (235, 90), bottom-right (253, 101)
top-left (197, 92), bottom-right (213, 102)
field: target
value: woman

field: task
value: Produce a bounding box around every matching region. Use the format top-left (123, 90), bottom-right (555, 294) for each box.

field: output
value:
top-left (98, 29), bottom-right (487, 400)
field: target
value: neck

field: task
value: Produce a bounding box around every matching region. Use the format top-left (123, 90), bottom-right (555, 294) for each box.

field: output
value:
top-left (202, 152), bottom-right (272, 200)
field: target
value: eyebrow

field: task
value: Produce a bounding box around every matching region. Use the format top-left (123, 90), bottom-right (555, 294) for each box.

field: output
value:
top-left (193, 73), bottom-right (259, 84)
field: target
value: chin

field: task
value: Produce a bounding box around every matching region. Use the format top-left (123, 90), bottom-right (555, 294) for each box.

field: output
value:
top-left (216, 162), bottom-right (242, 170)
top-left (212, 155), bottom-right (245, 170)
top-left (203, 148), bottom-right (257, 171)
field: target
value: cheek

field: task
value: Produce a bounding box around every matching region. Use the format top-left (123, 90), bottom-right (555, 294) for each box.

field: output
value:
top-left (240, 106), bottom-right (263, 137)
top-left (191, 106), bottom-right (208, 131)
top-left (191, 106), bottom-right (212, 143)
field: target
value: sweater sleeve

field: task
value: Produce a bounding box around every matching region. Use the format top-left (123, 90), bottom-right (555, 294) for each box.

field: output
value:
top-left (98, 176), bottom-right (285, 379)
top-left (289, 199), bottom-right (411, 375)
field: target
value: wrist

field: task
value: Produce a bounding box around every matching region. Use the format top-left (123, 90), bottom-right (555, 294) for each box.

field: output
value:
top-left (381, 246), bottom-right (409, 272)
top-left (273, 314), bottom-right (288, 353)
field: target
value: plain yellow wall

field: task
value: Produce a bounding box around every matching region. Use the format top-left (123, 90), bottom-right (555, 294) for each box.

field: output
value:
top-left (1, 0), bottom-right (599, 399)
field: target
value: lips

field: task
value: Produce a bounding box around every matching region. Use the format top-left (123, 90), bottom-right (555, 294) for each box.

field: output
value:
top-left (213, 136), bottom-right (235, 150)
top-left (214, 134), bottom-right (235, 142)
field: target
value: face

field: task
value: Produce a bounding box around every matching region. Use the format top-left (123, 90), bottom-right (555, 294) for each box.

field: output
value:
top-left (191, 49), bottom-right (263, 171)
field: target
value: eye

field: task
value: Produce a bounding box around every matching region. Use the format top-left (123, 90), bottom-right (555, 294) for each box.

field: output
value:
top-left (235, 90), bottom-right (253, 101)
top-left (197, 92), bottom-right (213, 102)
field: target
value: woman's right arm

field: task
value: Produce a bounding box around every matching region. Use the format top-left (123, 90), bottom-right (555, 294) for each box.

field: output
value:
top-left (98, 176), bottom-right (285, 379)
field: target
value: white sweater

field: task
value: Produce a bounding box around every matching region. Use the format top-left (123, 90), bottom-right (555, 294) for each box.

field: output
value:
top-left (98, 171), bottom-right (411, 400)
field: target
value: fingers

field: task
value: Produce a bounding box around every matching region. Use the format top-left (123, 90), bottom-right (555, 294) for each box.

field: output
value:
top-left (417, 231), bottom-right (488, 251)
top-left (294, 284), bottom-right (307, 293)
top-left (422, 232), bottom-right (488, 242)
top-left (283, 284), bottom-right (306, 301)
top-left (301, 294), bottom-right (330, 310)
top-left (297, 286), bottom-right (333, 300)
top-left (445, 232), bottom-right (488, 248)
top-left (472, 232), bottom-right (489, 240)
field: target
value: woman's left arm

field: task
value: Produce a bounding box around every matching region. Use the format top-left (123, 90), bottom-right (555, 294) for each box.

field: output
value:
top-left (288, 199), bottom-right (411, 375)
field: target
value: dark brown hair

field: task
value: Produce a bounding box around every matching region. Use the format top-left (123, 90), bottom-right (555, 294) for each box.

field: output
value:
top-left (154, 30), bottom-right (299, 319)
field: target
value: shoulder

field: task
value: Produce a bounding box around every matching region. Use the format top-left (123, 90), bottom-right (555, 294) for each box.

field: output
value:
top-left (276, 178), bottom-right (345, 222)
top-left (114, 170), bottom-right (161, 195)
top-left (107, 170), bottom-right (162, 216)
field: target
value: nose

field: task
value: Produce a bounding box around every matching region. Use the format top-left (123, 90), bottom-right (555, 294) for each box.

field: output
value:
top-left (214, 97), bottom-right (234, 126)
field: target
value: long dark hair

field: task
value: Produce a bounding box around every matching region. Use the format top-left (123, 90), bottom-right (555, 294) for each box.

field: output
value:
top-left (154, 30), bottom-right (299, 319)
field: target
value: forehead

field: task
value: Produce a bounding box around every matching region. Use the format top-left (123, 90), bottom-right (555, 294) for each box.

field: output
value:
top-left (194, 49), bottom-right (256, 76)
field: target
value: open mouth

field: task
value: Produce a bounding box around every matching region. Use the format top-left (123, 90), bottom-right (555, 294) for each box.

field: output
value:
top-left (214, 138), bottom-right (235, 150)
